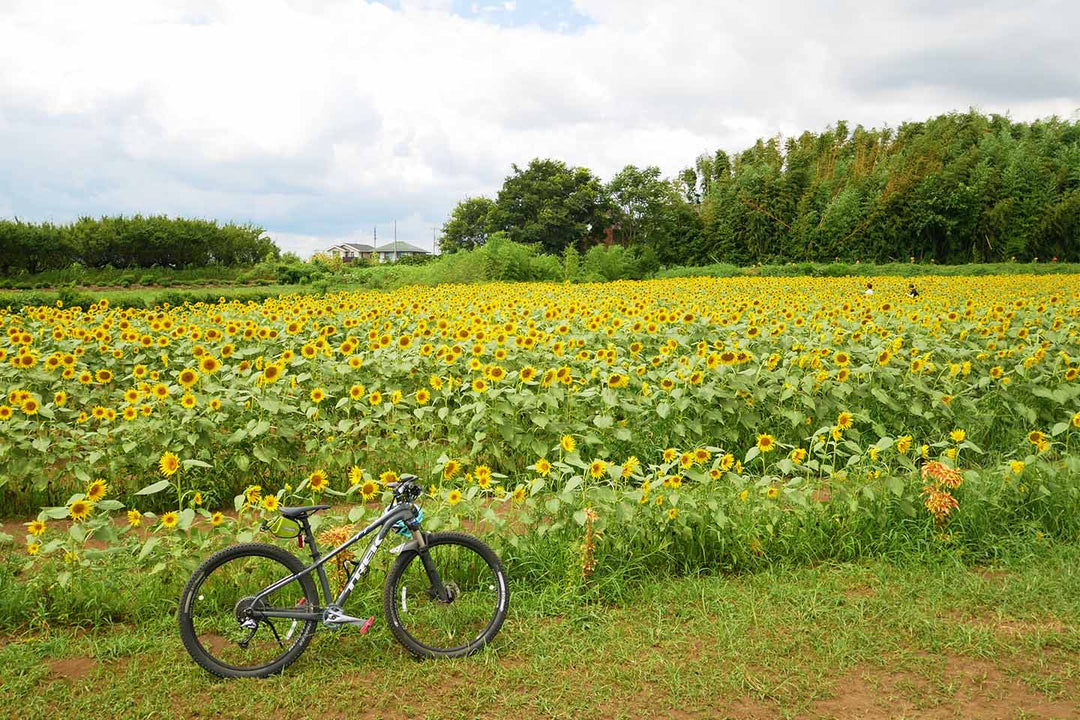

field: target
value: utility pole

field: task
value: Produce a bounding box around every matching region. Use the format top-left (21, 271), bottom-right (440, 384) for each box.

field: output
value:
top-left (393, 220), bottom-right (398, 262)
top-left (373, 226), bottom-right (377, 262)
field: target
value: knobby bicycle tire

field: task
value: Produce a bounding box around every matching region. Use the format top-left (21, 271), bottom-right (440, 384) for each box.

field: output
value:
top-left (178, 542), bottom-right (319, 678)
top-left (383, 531), bottom-right (509, 658)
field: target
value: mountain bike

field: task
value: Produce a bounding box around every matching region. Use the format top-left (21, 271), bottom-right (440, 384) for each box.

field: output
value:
top-left (178, 475), bottom-right (509, 678)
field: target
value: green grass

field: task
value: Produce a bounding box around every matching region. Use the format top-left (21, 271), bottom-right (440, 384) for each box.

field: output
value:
top-left (4, 544), bottom-right (1079, 719)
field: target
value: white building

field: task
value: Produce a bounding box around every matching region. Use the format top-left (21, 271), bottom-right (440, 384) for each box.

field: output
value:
top-left (325, 242), bottom-right (375, 262)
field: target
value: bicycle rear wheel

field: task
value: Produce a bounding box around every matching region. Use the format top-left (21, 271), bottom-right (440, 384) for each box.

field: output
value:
top-left (383, 531), bottom-right (508, 658)
top-left (178, 543), bottom-right (319, 678)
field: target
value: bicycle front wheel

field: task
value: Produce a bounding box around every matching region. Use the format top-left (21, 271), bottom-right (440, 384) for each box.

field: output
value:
top-left (178, 543), bottom-right (319, 678)
top-left (383, 531), bottom-right (508, 658)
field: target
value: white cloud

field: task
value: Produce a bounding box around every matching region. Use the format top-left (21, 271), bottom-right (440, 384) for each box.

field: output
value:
top-left (1, 0), bottom-right (1077, 258)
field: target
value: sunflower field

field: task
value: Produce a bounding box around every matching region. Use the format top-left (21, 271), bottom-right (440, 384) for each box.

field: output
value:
top-left (3, 274), bottom-right (1080, 616)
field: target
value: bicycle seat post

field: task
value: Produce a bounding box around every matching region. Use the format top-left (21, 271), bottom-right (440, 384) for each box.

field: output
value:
top-left (297, 518), bottom-right (333, 606)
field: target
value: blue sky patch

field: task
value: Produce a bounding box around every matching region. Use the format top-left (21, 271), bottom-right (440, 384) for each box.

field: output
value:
top-left (374, 0), bottom-right (592, 33)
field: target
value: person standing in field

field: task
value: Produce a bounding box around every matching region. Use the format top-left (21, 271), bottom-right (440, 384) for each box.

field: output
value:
top-left (864, 282), bottom-right (874, 296)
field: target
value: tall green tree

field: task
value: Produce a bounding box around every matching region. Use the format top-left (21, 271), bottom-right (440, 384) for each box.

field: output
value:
top-left (440, 197), bottom-right (495, 254)
top-left (489, 158), bottom-right (610, 254)
top-left (607, 165), bottom-right (697, 265)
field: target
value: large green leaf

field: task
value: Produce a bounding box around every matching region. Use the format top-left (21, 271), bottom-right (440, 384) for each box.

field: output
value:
top-left (135, 480), bottom-right (172, 495)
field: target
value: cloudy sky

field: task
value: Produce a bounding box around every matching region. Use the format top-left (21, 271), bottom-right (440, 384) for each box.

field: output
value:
top-left (1, 0), bottom-right (1077, 257)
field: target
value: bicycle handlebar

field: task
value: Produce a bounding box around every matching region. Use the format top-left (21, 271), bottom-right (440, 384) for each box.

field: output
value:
top-left (388, 474), bottom-right (422, 501)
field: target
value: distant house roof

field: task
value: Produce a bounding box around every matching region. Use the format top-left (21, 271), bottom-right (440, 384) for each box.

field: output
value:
top-left (374, 241), bottom-right (430, 254)
top-left (328, 242), bottom-right (375, 253)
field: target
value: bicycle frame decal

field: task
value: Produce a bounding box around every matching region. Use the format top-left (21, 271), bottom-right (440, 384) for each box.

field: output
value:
top-left (250, 503), bottom-right (417, 621)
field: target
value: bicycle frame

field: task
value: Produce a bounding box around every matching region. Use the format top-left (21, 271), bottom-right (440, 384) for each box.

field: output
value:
top-left (246, 500), bottom-right (439, 622)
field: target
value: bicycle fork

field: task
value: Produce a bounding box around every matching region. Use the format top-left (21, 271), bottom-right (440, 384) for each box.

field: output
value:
top-left (394, 527), bottom-right (451, 603)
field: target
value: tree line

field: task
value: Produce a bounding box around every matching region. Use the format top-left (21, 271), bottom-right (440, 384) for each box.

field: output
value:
top-left (440, 110), bottom-right (1080, 265)
top-left (0, 215), bottom-right (279, 275)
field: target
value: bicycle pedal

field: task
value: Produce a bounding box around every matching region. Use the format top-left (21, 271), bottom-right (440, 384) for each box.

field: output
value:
top-left (359, 616), bottom-right (375, 634)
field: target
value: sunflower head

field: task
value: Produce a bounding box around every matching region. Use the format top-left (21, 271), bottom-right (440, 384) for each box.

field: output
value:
top-left (308, 470), bottom-right (328, 492)
top-left (349, 465), bottom-right (364, 486)
top-left (178, 368), bottom-right (199, 388)
top-left (86, 480), bottom-right (108, 503)
top-left (68, 499), bottom-right (94, 522)
top-left (159, 451), bottom-right (180, 477)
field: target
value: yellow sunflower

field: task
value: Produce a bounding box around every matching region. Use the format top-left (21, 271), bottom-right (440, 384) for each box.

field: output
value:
top-left (361, 480), bottom-right (379, 501)
top-left (86, 480), bottom-right (108, 503)
top-left (159, 451), bottom-right (180, 477)
top-left (308, 470), bottom-right (328, 492)
top-left (68, 499), bottom-right (94, 521)
top-left (178, 368), bottom-right (199, 389)
top-left (349, 465), bottom-right (364, 486)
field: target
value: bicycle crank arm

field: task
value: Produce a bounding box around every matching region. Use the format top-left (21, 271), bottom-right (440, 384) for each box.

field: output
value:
top-left (324, 607), bottom-right (376, 633)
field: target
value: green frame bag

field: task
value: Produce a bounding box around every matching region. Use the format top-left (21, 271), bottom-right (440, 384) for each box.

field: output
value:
top-left (265, 515), bottom-right (302, 539)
